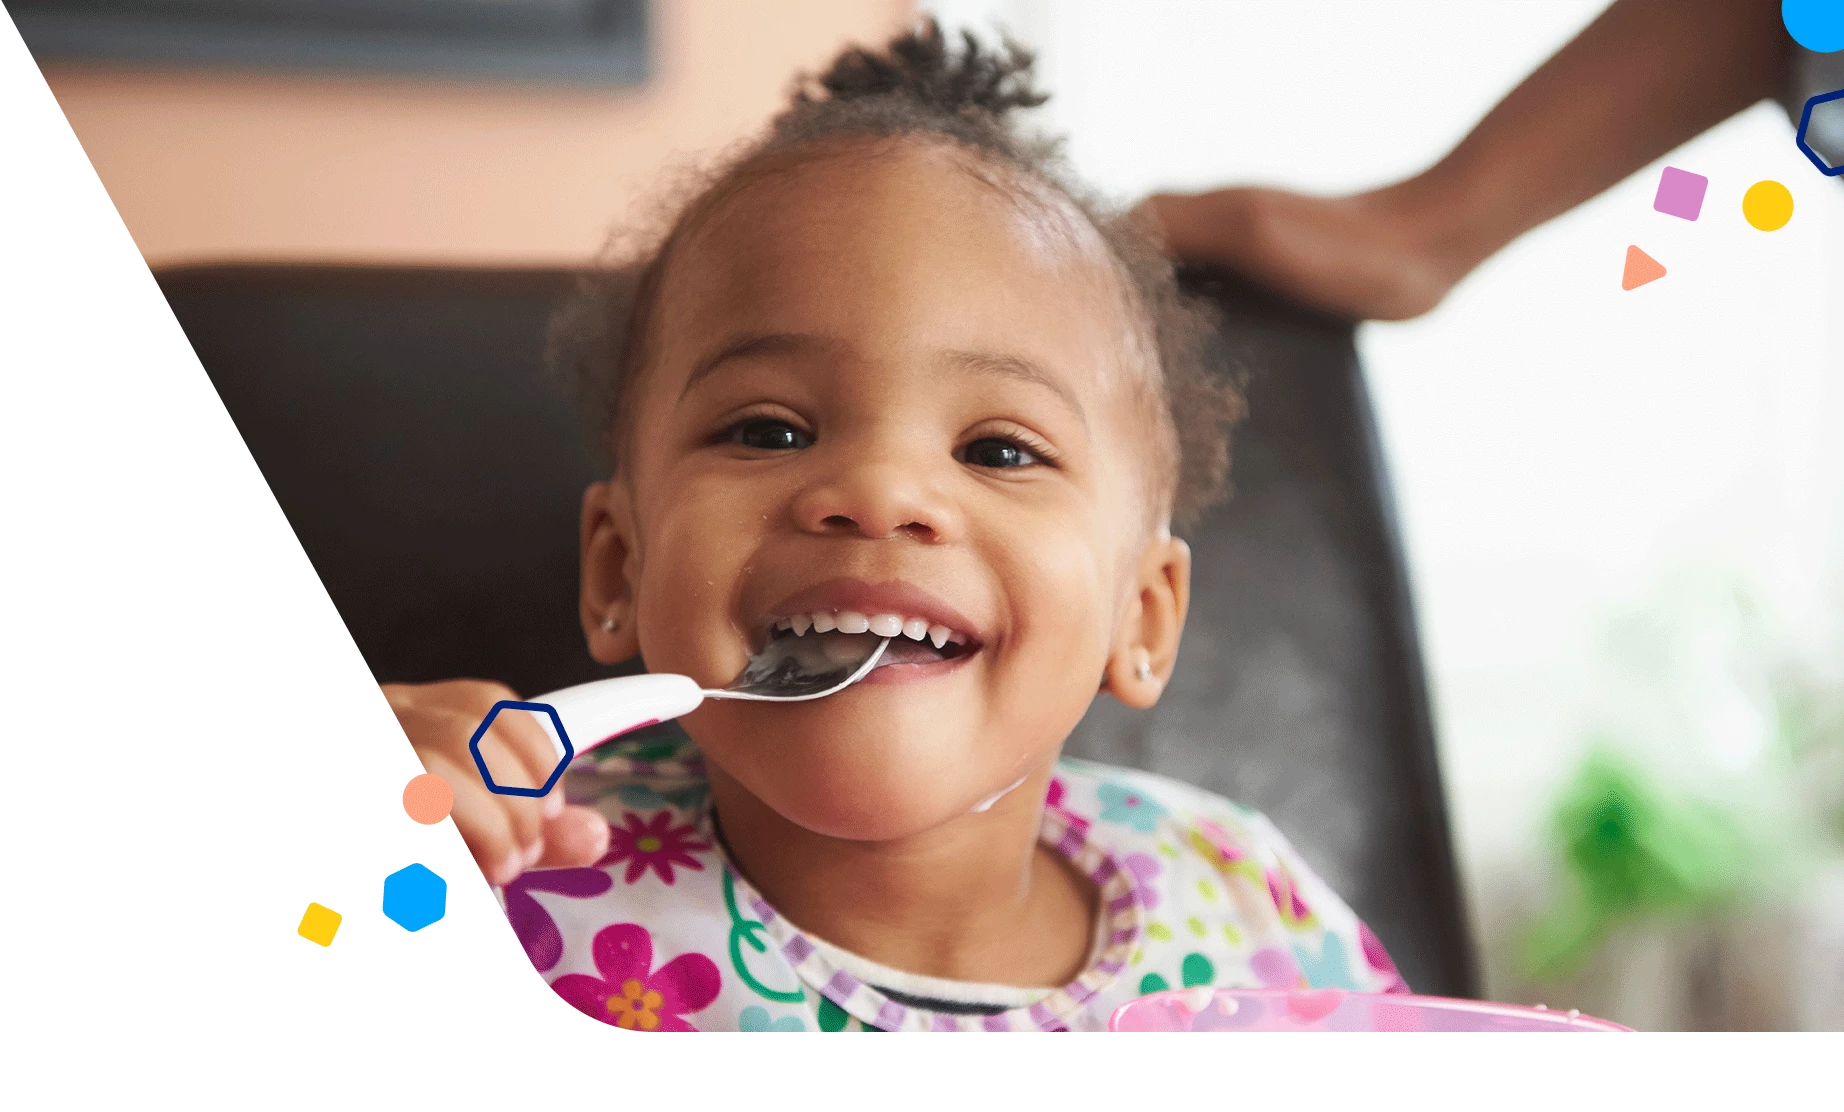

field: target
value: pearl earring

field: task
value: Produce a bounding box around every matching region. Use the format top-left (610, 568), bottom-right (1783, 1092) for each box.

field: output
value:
top-left (601, 615), bottom-right (619, 633)
top-left (1135, 656), bottom-right (1153, 683)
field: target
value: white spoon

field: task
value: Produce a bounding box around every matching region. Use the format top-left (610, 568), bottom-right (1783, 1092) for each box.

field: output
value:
top-left (474, 633), bottom-right (891, 781)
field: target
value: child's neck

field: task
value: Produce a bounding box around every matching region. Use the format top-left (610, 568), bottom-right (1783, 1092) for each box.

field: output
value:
top-left (707, 765), bottom-right (1098, 989)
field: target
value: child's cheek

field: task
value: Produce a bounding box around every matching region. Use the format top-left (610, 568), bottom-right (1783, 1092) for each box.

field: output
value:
top-left (992, 516), bottom-right (1115, 689)
top-left (628, 487), bottom-right (761, 685)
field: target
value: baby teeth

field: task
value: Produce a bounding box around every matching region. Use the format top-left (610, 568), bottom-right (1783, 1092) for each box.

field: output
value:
top-left (774, 608), bottom-right (966, 648)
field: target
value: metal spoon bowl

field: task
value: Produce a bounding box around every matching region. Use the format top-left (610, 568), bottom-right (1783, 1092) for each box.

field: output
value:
top-left (706, 632), bottom-right (891, 701)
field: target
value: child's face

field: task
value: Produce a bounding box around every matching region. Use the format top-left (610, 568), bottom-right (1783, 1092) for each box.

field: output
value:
top-left (582, 142), bottom-right (1188, 839)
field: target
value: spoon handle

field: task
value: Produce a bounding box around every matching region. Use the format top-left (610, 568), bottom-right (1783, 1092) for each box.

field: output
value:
top-left (506, 637), bottom-right (891, 764)
top-left (528, 673), bottom-right (706, 758)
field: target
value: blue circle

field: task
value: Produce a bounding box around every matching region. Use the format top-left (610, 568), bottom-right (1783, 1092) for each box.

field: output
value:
top-left (1785, 0), bottom-right (1844, 52)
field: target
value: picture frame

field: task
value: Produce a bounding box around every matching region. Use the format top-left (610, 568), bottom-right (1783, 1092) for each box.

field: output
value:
top-left (12, 0), bottom-right (651, 85)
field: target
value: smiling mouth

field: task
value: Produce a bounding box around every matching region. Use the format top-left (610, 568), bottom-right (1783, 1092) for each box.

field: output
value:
top-left (766, 609), bottom-right (979, 668)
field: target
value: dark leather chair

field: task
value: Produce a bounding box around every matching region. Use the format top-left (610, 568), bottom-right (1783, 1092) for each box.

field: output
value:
top-left (159, 262), bottom-right (1478, 998)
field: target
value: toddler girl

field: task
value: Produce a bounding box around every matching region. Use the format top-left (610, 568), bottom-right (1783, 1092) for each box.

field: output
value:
top-left (388, 20), bottom-right (1408, 1032)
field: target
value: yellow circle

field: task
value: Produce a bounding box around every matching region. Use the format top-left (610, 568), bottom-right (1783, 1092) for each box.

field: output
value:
top-left (1742, 180), bottom-right (1793, 231)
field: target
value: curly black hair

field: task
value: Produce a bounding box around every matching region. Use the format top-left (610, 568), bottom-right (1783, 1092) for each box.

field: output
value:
top-left (548, 19), bottom-right (1244, 530)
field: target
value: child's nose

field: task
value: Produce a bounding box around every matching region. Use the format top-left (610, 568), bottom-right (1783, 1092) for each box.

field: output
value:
top-left (790, 453), bottom-right (960, 543)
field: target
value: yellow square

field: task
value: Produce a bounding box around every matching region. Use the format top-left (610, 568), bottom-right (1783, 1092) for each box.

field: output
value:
top-left (297, 902), bottom-right (342, 947)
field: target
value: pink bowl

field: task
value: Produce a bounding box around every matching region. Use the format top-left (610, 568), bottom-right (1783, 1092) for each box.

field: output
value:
top-left (1108, 989), bottom-right (1630, 1032)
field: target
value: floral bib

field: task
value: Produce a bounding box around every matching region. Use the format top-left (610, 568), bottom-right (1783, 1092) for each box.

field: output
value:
top-left (498, 725), bottom-right (1408, 1032)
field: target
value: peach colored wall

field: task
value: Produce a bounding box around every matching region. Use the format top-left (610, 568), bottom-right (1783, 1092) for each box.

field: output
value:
top-left (41, 0), bottom-right (914, 268)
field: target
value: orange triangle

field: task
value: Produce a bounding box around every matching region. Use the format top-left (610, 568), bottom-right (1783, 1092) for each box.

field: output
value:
top-left (1622, 245), bottom-right (1665, 290)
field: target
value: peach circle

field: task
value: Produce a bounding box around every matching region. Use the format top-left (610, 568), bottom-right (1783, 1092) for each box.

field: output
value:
top-left (402, 772), bottom-right (455, 824)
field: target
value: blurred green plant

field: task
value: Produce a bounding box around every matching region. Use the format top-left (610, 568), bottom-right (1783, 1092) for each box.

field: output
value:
top-left (1519, 570), bottom-right (1844, 984)
top-left (1772, 664), bottom-right (1844, 843)
top-left (1519, 745), bottom-right (1748, 980)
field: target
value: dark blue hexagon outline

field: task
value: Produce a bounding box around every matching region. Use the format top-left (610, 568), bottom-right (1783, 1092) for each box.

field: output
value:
top-left (467, 700), bottom-right (574, 797)
top-left (1795, 88), bottom-right (1844, 177)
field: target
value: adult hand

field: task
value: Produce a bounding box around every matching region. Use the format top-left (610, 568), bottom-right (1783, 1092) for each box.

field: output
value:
top-left (384, 679), bottom-right (611, 885)
top-left (1136, 185), bottom-right (1469, 322)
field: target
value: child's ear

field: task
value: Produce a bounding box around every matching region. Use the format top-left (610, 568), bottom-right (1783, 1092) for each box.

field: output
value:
top-left (580, 479), bottom-right (642, 665)
top-left (1100, 534), bottom-right (1191, 709)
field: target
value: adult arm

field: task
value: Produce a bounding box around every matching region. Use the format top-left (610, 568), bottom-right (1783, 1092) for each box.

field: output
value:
top-left (1142, 0), bottom-right (1791, 320)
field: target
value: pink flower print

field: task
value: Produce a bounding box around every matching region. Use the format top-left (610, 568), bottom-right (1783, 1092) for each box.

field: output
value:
top-left (1044, 776), bottom-right (1093, 841)
top-left (1359, 921), bottom-right (1411, 994)
top-left (1266, 866), bottom-right (1318, 931)
top-left (503, 868), bottom-right (613, 973)
top-left (1249, 946), bottom-right (1304, 990)
top-left (600, 810), bottom-right (710, 885)
top-left (552, 923), bottom-right (721, 1032)
top-left (1122, 851), bottom-right (1163, 910)
top-left (1188, 820), bottom-right (1264, 886)
top-left (1189, 820), bottom-right (1242, 864)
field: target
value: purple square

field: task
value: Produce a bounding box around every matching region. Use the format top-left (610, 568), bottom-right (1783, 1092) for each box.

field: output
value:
top-left (1653, 166), bottom-right (1708, 221)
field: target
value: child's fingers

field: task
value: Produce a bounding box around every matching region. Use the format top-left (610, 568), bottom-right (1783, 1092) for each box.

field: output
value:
top-left (492, 788), bottom-right (549, 871)
top-left (426, 752), bottom-right (530, 886)
top-left (446, 774), bottom-right (527, 888)
top-left (385, 679), bottom-right (567, 878)
top-left (536, 806), bottom-right (611, 869)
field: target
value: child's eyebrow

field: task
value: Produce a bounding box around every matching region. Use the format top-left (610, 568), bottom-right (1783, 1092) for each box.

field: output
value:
top-left (682, 332), bottom-right (847, 398)
top-left (941, 350), bottom-right (1087, 428)
top-left (683, 331), bottom-right (1087, 426)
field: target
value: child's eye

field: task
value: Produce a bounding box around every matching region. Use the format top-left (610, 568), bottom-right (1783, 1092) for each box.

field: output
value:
top-left (730, 419), bottom-right (812, 451)
top-left (960, 437), bottom-right (1039, 469)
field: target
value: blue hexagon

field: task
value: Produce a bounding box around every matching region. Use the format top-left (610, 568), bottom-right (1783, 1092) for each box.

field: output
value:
top-left (383, 863), bottom-right (447, 932)
top-left (467, 700), bottom-right (574, 798)
top-left (1795, 88), bottom-right (1844, 177)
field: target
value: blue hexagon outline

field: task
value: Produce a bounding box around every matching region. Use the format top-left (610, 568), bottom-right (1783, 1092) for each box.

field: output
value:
top-left (1795, 87), bottom-right (1844, 177)
top-left (382, 862), bottom-right (447, 933)
top-left (467, 700), bottom-right (574, 797)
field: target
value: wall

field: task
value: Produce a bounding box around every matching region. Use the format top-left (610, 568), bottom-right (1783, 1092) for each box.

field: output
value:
top-left (39, 0), bottom-right (914, 268)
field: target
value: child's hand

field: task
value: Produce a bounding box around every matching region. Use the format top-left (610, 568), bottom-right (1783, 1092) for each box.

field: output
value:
top-left (383, 680), bottom-right (611, 886)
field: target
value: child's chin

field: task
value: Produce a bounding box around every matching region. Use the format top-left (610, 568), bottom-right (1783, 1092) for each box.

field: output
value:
top-left (694, 707), bottom-right (1030, 839)
top-left (750, 750), bottom-right (998, 841)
